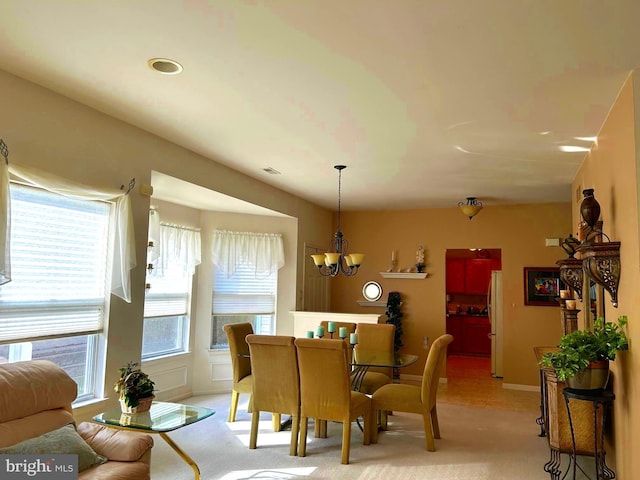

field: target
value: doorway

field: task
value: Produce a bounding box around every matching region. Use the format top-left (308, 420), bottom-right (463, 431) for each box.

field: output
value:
top-left (445, 248), bottom-right (502, 379)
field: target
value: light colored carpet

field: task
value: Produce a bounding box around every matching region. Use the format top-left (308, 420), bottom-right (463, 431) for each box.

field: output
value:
top-left (149, 393), bottom-right (586, 480)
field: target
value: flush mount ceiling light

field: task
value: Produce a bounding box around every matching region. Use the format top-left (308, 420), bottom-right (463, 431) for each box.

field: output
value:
top-left (310, 165), bottom-right (364, 277)
top-left (148, 58), bottom-right (183, 75)
top-left (458, 197), bottom-right (483, 220)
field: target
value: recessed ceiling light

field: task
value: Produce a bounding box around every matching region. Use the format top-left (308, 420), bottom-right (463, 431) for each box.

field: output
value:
top-left (559, 146), bottom-right (590, 152)
top-left (148, 58), bottom-right (183, 75)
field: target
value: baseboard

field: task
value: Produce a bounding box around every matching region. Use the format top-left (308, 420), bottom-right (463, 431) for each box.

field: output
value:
top-left (502, 383), bottom-right (540, 392)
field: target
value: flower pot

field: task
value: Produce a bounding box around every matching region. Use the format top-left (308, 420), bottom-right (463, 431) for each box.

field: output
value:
top-left (119, 395), bottom-right (155, 414)
top-left (565, 360), bottom-right (609, 391)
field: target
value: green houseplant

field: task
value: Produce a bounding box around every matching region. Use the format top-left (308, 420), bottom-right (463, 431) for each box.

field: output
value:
top-left (539, 315), bottom-right (628, 389)
top-left (114, 361), bottom-right (156, 413)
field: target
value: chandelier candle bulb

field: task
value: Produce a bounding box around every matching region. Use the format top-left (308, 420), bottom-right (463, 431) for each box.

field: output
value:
top-left (349, 333), bottom-right (358, 345)
top-left (392, 250), bottom-right (396, 262)
top-left (327, 322), bottom-right (337, 333)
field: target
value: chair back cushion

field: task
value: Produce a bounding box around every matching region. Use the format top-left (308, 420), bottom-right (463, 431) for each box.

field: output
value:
top-left (223, 322), bottom-right (254, 383)
top-left (421, 334), bottom-right (454, 407)
top-left (295, 338), bottom-right (350, 421)
top-left (355, 323), bottom-right (395, 376)
top-left (0, 360), bottom-right (78, 447)
top-left (246, 334), bottom-right (299, 414)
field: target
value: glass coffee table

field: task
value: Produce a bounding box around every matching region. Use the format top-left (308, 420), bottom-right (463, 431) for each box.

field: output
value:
top-left (93, 401), bottom-right (215, 480)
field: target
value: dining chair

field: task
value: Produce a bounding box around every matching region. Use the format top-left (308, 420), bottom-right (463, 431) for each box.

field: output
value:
top-left (246, 334), bottom-right (300, 455)
top-left (223, 322), bottom-right (254, 422)
top-left (371, 333), bottom-right (453, 451)
top-left (354, 323), bottom-right (396, 394)
top-left (295, 337), bottom-right (372, 464)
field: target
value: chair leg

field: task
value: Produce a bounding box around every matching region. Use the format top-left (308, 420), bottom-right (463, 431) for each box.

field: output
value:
top-left (380, 410), bottom-right (388, 430)
top-left (289, 415), bottom-right (300, 456)
top-left (298, 417), bottom-right (308, 457)
top-left (431, 406), bottom-right (441, 439)
top-left (362, 411), bottom-right (371, 446)
top-left (341, 420), bottom-right (352, 464)
top-left (272, 413), bottom-right (282, 432)
top-left (371, 409), bottom-right (379, 444)
top-left (228, 390), bottom-right (239, 422)
top-left (249, 409), bottom-right (260, 449)
top-left (423, 413), bottom-right (436, 451)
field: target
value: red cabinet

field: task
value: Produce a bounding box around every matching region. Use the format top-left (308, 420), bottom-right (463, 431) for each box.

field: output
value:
top-left (446, 314), bottom-right (491, 356)
top-left (446, 258), bottom-right (501, 294)
top-left (445, 259), bottom-right (465, 293)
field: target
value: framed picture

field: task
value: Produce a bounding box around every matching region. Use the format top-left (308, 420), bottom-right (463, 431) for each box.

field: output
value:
top-left (524, 267), bottom-right (562, 306)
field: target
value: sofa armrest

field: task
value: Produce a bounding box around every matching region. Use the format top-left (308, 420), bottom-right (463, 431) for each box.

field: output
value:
top-left (77, 422), bottom-right (153, 463)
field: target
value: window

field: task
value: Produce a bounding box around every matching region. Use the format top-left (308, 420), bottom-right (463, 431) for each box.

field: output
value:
top-left (0, 184), bottom-right (111, 400)
top-left (211, 262), bottom-right (277, 348)
top-left (142, 223), bottom-right (199, 360)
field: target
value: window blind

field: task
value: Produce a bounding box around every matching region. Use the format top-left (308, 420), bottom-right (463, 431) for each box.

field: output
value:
top-left (0, 184), bottom-right (110, 343)
top-left (212, 262), bottom-right (276, 315)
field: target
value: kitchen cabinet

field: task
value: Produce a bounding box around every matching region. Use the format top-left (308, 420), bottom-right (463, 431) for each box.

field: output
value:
top-left (446, 314), bottom-right (490, 356)
top-left (445, 259), bottom-right (465, 293)
top-left (446, 258), bottom-right (501, 294)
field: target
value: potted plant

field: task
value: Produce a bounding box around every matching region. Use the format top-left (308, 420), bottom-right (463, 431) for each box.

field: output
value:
top-left (539, 315), bottom-right (628, 390)
top-left (114, 361), bottom-right (156, 413)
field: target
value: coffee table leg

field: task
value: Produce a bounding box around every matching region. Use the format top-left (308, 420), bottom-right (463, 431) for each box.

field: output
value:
top-left (159, 432), bottom-right (201, 480)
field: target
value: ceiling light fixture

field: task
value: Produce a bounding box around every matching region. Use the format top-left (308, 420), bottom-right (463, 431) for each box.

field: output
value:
top-left (148, 58), bottom-right (183, 75)
top-left (458, 197), bottom-right (483, 220)
top-left (310, 165), bottom-right (364, 277)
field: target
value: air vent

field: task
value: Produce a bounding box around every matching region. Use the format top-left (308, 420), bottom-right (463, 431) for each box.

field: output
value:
top-left (262, 167), bottom-right (281, 175)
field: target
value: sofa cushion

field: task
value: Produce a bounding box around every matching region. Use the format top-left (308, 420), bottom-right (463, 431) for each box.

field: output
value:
top-left (0, 423), bottom-right (107, 472)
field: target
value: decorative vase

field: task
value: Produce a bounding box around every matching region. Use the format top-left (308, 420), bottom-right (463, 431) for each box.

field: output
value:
top-left (579, 188), bottom-right (601, 228)
top-left (565, 360), bottom-right (609, 391)
top-left (119, 395), bottom-right (154, 414)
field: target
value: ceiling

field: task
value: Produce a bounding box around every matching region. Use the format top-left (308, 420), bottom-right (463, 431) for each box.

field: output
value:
top-left (1, 1), bottom-right (639, 212)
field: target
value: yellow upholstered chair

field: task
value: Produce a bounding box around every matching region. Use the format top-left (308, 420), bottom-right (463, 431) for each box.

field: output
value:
top-left (371, 333), bottom-right (453, 451)
top-left (354, 323), bottom-right (396, 394)
top-left (246, 334), bottom-right (300, 456)
top-left (295, 338), bottom-right (372, 464)
top-left (223, 322), bottom-right (254, 422)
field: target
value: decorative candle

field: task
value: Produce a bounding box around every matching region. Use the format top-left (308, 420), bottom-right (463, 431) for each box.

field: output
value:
top-left (349, 333), bottom-right (358, 345)
top-left (565, 300), bottom-right (577, 310)
top-left (316, 326), bottom-right (325, 338)
top-left (560, 290), bottom-right (570, 299)
top-left (339, 327), bottom-right (348, 339)
top-left (306, 330), bottom-right (314, 338)
top-left (392, 250), bottom-right (396, 262)
top-left (327, 321), bottom-right (337, 333)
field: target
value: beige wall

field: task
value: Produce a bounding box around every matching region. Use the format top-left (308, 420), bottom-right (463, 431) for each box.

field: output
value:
top-left (572, 72), bottom-right (639, 478)
top-left (329, 203), bottom-right (572, 385)
top-left (0, 69), bottom-right (331, 417)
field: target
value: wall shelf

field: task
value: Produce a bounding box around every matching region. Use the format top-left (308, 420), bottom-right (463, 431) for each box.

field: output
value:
top-left (379, 272), bottom-right (428, 279)
top-left (356, 300), bottom-right (388, 307)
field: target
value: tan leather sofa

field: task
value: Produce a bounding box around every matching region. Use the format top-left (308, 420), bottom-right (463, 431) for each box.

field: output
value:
top-left (0, 360), bottom-right (153, 480)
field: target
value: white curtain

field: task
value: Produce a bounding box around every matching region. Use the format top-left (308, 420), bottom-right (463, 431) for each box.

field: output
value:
top-left (152, 223), bottom-right (201, 276)
top-left (2, 163), bottom-right (136, 303)
top-left (147, 208), bottom-right (161, 263)
top-left (212, 230), bottom-right (285, 277)
top-left (0, 161), bottom-right (10, 285)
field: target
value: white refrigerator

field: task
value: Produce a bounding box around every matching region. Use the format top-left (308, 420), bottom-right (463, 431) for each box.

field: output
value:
top-left (487, 270), bottom-right (504, 378)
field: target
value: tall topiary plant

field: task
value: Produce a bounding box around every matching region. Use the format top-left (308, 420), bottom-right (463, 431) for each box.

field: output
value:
top-left (385, 291), bottom-right (404, 353)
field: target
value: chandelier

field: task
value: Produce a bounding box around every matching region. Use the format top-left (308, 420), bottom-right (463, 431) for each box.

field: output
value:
top-left (310, 165), bottom-right (364, 277)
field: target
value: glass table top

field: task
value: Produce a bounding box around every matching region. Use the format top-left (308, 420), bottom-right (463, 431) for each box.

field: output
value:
top-left (93, 401), bottom-right (215, 433)
top-left (352, 349), bottom-right (419, 369)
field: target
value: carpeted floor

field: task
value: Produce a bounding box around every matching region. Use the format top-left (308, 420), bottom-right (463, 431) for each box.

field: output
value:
top-left (150, 356), bottom-right (596, 479)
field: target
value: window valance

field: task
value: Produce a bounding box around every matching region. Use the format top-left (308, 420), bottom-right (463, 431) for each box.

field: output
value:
top-left (1, 163), bottom-right (136, 302)
top-left (212, 230), bottom-right (284, 278)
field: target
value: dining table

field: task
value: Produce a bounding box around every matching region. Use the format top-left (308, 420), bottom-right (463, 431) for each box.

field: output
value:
top-left (350, 349), bottom-right (419, 391)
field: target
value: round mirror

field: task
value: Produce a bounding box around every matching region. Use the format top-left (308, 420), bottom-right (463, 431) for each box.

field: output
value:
top-left (362, 281), bottom-right (383, 302)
